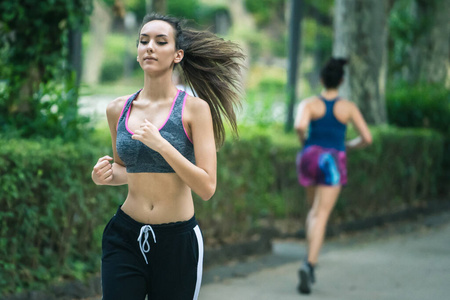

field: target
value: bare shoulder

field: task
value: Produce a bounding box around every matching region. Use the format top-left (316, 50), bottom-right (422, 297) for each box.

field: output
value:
top-left (338, 97), bottom-right (354, 105)
top-left (301, 95), bottom-right (320, 106)
top-left (336, 98), bottom-right (357, 109)
top-left (106, 95), bottom-right (129, 120)
top-left (297, 96), bottom-right (319, 114)
top-left (184, 94), bottom-right (212, 117)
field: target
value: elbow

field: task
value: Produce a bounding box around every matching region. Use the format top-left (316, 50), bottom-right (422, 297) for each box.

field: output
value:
top-left (364, 135), bottom-right (373, 146)
top-left (295, 127), bottom-right (306, 140)
top-left (295, 124), bottom-right (306, 134)
top-left (200, 194), bottom-right (214, 201)
top-left (199, 182), bottom-right (216, 201)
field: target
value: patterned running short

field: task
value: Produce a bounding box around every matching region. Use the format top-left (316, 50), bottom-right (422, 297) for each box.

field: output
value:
top-left (296, 145), bottom-right (347, 186)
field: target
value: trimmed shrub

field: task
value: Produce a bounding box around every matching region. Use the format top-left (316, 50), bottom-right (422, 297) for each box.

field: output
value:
top-left (0, 137), bottom-right (126, 294)
top-left (386, 83), bottom-right (450, 136)
top-left (261, 125), bottom-right (442, 219)
top-left (338, 126), bottom-right (444, 220)
top-left (195, 124), bottom-right (445, 237)
top-left (0, 124), bottom-right (445, 295)
top-left (386, 82), bottom-right (450, 193)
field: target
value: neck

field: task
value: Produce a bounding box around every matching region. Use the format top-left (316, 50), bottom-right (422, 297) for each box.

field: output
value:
top-left (140, 70), bottom-right (178, 101)
top-left (321, 88), bottom-right (339, 99)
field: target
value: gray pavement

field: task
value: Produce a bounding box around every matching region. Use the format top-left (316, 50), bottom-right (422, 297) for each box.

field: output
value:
top-left (199, 212), bottom-right (450, 300)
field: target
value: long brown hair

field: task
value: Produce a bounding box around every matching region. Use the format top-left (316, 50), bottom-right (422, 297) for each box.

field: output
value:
top-left (138, 13), bottom-right (246, 148)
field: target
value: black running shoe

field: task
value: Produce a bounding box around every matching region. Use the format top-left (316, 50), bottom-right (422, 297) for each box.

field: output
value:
top-left (297, 261), bottom-right (312, 294)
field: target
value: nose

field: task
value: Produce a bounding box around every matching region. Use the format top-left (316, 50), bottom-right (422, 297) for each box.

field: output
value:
top-left (147, 40), bottom-right (155, 52)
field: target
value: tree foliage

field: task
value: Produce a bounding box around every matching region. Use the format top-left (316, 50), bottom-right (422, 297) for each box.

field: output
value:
top-left (0, 0), bottom-right (92, 140)
top-left (388, 0), bottom-right (449, 84)
top-left (244, 0), bottom-right (285, 26)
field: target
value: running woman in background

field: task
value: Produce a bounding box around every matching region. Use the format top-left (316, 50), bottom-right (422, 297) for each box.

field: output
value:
top-left (294, 57), bottom-right (372, 294)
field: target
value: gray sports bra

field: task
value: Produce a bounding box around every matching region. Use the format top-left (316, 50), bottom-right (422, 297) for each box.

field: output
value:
top-left (116, 90), bottom-right (195, 173)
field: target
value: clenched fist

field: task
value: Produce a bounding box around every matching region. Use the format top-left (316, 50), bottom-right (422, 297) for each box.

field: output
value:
top-left (92, 155), bottom-right (114, 185)
top-left (132, 119), bottom-right (165, 151)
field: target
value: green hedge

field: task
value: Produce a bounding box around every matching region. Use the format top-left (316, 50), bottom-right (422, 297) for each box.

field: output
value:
top-left (386, 82), bottom-right (450, 191)
top-left (337, 127), bottom-right (444, 219)
top-left (204, 125), bottom-right (445, 228)
top-left (0, 137), bottom-right (126, 295)
top-left (0, 125), bottom-right (445, 295)
top-left (386, 83), bottom-right (450, 136)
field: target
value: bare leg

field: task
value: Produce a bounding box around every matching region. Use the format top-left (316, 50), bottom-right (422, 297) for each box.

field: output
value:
top-left (306, 185), bottom-right (341, 265)
top-left (305, 186), bottom-right (316, 207)
top-left (304, 186), bottom-right (316, 239)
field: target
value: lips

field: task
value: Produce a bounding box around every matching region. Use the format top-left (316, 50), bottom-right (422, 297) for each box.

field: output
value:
top-left (144, 57), bottom-right (157, 61)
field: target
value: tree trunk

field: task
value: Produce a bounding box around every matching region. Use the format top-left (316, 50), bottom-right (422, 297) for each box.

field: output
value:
top-left (309, 4), bottom-right (332, 91)
top-left (146, 0), bottom-right (166, 14)
top-left (333, 0), bottom-right (389, 125)
top-left (82, 0), bottom-right (112, 85)
top-left (286, 0), bottom-right (302, 132)
top-left (68, 28), bottom-right (82, 99)
top-left (12, 66), bottom-right (41, 115)
top-left (407, 0), bottom-right (450, 86)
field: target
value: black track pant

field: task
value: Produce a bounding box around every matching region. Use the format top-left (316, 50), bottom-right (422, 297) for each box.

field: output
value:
top-left (101, 206), bottom-right (204, 300)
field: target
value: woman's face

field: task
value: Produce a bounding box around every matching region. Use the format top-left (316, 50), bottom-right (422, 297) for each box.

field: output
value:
top-left (137, 20), bottom-right (183, 74)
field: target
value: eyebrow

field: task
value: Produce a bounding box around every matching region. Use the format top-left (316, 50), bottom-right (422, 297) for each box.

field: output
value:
top-left (140, 33), bottom-right (168, 38)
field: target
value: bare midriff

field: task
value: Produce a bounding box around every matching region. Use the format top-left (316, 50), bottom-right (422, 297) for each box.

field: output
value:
top-left (120, 172), bottom-right (194, 225)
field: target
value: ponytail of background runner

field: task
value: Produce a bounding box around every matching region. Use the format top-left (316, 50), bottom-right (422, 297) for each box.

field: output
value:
top-left (320, 57), bottom-right (348, 89)
top-left (138, 13), bottom-right (246, 148)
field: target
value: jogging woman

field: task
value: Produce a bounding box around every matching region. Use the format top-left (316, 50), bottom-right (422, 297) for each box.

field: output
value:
top-left (91, 13), bottom-right (245, 300)
top-left (294, 58), bottom-right (372, 294)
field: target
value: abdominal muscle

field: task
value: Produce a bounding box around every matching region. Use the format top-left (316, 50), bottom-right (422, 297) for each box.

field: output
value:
top-left (120, 172), bottom-right (195, 225)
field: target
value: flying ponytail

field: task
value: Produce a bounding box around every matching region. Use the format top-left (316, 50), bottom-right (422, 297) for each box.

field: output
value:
top-left (138, 13), bottom-right (246, 148)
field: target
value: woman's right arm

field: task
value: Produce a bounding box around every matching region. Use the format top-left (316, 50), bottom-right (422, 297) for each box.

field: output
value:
top-left (91, 98), bottom-right (128, 186)
top-left (294, 99), bottom-right (312, 146)
top-left (345, 102), bottom-right (373, 149)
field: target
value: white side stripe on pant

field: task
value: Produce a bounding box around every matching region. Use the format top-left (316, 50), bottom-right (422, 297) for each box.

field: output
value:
top-left (193, 225), bottom-right (204, 300)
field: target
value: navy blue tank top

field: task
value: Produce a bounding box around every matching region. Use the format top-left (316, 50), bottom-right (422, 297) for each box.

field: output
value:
top-left (116, 90), bottom-right (195, 173)
top-left (304, 96), bottom-right (347, 151)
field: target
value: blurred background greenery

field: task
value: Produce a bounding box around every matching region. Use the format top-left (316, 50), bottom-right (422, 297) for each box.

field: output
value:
top-left (0, 0), bottom-right (449, 296)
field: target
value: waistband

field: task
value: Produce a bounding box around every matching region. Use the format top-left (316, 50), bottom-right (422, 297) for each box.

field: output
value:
top-left (115, 206), bottom-right (198, 235)
top-left (302, 144), bottom-right (346, 154)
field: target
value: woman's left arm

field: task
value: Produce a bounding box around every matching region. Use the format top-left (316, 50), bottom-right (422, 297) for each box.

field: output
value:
top-left (132, 97), bottom-right (217, 201)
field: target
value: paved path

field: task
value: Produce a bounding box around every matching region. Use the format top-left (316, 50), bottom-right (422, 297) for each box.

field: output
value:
top-left (199, 213), bottom-right (450, 300)
top-left (78, 211), bottom-right (449, 300)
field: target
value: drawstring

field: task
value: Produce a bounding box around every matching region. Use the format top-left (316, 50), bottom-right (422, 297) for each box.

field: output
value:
top-left (137, 225), bottom-right (157, 264)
